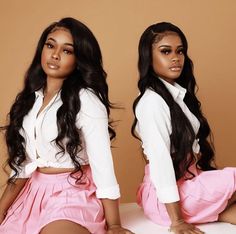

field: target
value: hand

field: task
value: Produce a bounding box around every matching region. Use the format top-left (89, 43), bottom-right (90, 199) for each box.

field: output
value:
top-left (169, 220), bottom-right (204, 234)
top-left (106, 224), bottom-right (135, 234)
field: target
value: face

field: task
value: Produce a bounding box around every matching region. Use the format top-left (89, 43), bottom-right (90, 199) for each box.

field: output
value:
top-left (41, 27), bottom-right (76, 80)
top-left (152, 32), bottom-right (185, 84)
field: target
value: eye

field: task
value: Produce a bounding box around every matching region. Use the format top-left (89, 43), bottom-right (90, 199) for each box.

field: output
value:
top-left (45, 42), bottom-right (54, 49)
top-left (161, 49), bottom-right (171, 55)
top-left (177, 48), bottom-right (184, 55)
top-left (63, 49), bottom-right (74, 55)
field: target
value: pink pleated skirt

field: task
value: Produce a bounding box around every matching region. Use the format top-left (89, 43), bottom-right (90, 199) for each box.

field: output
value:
top-left (0, 166), bottom-right (106, 234)
top-left (137, 164), bottom-right (236, 226)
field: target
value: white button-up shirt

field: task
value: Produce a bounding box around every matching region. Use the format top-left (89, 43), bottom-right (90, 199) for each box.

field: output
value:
top-left (13, 88), bottom-right (120, 199)
top-left (135, 78), bottom-right (200, 203)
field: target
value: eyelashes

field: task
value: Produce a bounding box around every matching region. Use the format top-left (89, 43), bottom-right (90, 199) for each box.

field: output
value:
top-left (160, 48), bottom-right (184, 55)
top-left (63, 49), bottom-right (74, 55)
top-left (160, 49), bottom-right (171, 55)
top-left (45, 42), bottom-right (53, 49)
top-left (44, 42), bottom-right (74, 55)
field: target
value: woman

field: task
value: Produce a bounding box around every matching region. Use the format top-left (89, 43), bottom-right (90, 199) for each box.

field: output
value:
top-left (132, 22), bottom-right (236, 234)
top-left (0, 17), bottom-right (133, 234)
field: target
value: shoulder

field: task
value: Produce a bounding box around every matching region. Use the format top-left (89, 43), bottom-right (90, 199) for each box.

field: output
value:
top-left (136, 89), bottom-right (169, 114)
top-left (79, 88), bottom-right (107, 118)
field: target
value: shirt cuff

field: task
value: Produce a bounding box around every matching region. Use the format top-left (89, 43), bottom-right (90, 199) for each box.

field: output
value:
top-left (96, 184), bottom-right (120, 199)
top-left (156, 184), bottom-right (180, 203)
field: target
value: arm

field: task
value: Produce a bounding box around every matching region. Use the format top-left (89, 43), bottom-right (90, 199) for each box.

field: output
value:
top-left (101, 199), bottom-right (132, 234)
top-left (136, 92), bottom-right (203, 234)
top-left (101, 199), bottom-right (133, 233)
top-left (0, 178), bottom-right (28, 224)
top-left (165, 202), bottom-right (203, 234)
top-left (101, 199), bottom-right (121, 229)
top-left (78, 90), bottom-right (133, 233)
top-left (136, 92), bottom-right (179, 203)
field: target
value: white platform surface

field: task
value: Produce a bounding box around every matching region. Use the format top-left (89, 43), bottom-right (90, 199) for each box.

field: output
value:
top-left (120, 203), bottom-right (236, 234)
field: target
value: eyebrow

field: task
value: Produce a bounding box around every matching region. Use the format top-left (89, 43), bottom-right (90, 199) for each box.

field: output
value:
top-left (158, 45), bottom-right (183, 48)
top-left (47, 37), bottom-right (74, 47)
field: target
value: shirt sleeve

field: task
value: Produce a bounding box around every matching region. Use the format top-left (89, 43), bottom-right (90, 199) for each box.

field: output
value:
top-left (76, 89), bottom-right (120, 199)
top-left (136, 91), bottom-right (180, 203)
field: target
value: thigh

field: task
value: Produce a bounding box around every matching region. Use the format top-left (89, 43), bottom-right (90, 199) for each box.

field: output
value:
top-left (227, 191), bottom-right (236, 207)
top-left (40, 220), bottom-right (90, 234)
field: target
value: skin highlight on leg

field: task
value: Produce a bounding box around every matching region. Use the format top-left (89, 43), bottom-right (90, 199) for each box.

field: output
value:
top-left (40, 220), bottom-right (90, 234)
top-left (218, 203), bottom-right (236, 224)
top-left (226, 192), bottom-right (236, 207)
top-left (218, 192), bottom-right (236, 224)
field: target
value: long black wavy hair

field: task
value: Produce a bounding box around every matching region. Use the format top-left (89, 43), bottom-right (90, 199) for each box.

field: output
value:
top-left (2, 17), bottom-right (115, 183)
top-left (132, 22), bottom-right (216, 180)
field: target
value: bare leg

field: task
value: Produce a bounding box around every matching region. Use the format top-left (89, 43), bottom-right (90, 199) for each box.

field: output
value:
top-left (218, 203), bottom-right (236, 224)
top-left (40, 220), bottom-right (90, 234)
top-left (226, 192), bottom-right (236, 207)
top-left (218, 192), bottom-right (236, 224)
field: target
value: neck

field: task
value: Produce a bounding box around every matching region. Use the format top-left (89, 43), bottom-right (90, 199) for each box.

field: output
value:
top-left (44, 77), bottom-right (64, 96)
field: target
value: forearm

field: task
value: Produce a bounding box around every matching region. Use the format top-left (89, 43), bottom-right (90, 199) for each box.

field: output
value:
top-left (0, 178), bottom-right (28, 214)
top-left (101, 198), bottom-right (121, 228)
top-left (165, 201), bottom-right (184, 223)
top-left (165, 201), bottom-right (204, 233)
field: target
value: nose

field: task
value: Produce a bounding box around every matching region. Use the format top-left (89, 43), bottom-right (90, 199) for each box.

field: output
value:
top-left (172, 56), bottom-right (179, 63)
top-left (51, 51), bottom-right (60, 60)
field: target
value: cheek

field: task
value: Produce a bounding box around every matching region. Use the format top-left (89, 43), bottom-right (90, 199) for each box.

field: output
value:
top-left (158, 55), bottom-right (170, 65)
top-left (41, 50), bottom-right (48, 65)
top-left (65, 57), bottom-right (76, 70)
top-left (152, 56), bottom-right (167, 73)
top-left (152, 54), bottom-right (160, 67)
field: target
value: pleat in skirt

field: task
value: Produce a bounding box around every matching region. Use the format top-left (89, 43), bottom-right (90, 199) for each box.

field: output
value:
top-left (0, 166), bottom-right (105, 234)
top-left (137, 164), bottom-right (236, 226)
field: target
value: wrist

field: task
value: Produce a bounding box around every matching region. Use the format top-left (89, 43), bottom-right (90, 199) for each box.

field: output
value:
top-left (168, 219), bottom-right (185, 232)
top-left (171, 218), bottom-right (185, 226)
top-left (107, 223), bottom-right (121, 229)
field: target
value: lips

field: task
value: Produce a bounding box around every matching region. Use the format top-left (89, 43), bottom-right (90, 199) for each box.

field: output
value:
top-left (47, 62), bottom-right (60, 69)
top-left (169, 65), bottom-right (182, 71)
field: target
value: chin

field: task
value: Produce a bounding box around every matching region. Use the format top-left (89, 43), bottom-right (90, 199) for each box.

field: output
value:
top-left (169, 73), bottom-right (181, 80)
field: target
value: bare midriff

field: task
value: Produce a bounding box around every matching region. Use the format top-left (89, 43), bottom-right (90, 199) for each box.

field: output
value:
top-left (37, 165), bottom-right (89, 174)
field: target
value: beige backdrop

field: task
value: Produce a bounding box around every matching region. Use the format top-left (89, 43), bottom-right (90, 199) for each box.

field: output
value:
top-left (1, 0), bottom-right (236, 202)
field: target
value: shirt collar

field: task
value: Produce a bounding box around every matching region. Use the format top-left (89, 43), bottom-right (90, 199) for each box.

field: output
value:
top-left (159, 77), bottom-right (186, 100)
top-left (35, 89), bottom-right (62, 99)
top-left (35, 89), bottom-right (44, 98)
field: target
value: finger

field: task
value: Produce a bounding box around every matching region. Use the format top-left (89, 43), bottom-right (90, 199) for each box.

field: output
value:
top-left (193, 227), bottom-right (205, 234)
top-left (182, 230), bottom-right (197, 234)
top-left (181, 228), bottom-right (199, 234)
top-left (126, 229), bottom-right (135, 234)
top-left (190, 229), bottom-right (205, 234)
